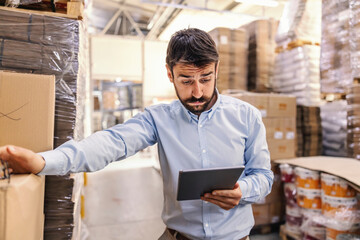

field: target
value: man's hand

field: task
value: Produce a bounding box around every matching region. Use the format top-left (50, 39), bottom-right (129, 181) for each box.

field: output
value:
top-left (0, 145), bottom-right (45, 174)
top-left (201, 182), bottom-right (242, 210)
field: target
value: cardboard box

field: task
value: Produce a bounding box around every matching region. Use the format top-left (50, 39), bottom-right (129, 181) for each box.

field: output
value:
top-left (268, 139), bottom-right (296, 160)
top-left (252, 201), bottom-right (285, 226)
top-left (0, 174), bottom-right (45, 240)
top-left (0, 71), bottom-right (55, 152)
top-left (275, 156), bottom-right (360, 192)
top-left (227, 92), bottom-right (296, 118)
top-left (0, 71), bottom-right (55, 240)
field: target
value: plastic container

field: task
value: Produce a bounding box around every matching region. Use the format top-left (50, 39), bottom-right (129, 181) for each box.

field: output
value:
top-left (284, 183), bottom-right (297, 203)
top-left (295, 167), bottom-right (321, 189)
top-left (321, 173), bottom-right (356, 198)
top-left (322, 195), bottom-right (358, 218)
top-left (280, 164), bottom-right (295, 183)
top-left (297, 187), bottom-right (322, 209)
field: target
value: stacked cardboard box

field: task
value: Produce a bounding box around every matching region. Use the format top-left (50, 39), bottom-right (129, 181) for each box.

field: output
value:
top-left (320, 0), bottom-right (352, 93)
top-left (252, 164), bottom-right (285, 226)
top-left (224, 91), bottom-right (296, 226)
top-left (224, 92), bottom-right (297, 160)
top-left (320, 100), bottom-right (347, 157)
top-left (0, 71), bottom-right (55, 240)
top-left (296, 106), bottom-right (322, 157)
top-left (242, 19), bottom-right (277, 92)
top-left (0, 8), bottom-right (87, 239)
top-left (350, 0), bottom-right (360, 80)
top-left (208, 27), bottom-right (248, 93)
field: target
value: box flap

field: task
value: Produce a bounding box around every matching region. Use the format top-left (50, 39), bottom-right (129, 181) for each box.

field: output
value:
top-left (275, 156), bottom-right (360, 191)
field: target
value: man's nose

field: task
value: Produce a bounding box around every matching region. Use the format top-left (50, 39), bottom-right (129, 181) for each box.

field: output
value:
top-left (192, 81), bottom-right (203, 99)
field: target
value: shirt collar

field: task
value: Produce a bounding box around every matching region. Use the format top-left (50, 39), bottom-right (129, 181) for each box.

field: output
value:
top-left (179, 88), bottom-right (221, 122)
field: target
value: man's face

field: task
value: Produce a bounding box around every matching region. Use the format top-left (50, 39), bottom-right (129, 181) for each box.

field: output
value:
top-left (166, 62), bottom-right (218, 115)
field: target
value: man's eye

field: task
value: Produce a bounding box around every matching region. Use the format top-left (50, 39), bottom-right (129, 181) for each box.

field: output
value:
top-left (183, 81), bottom-right (192, 85)
top-left (201, 79), bottom-right (211, 83)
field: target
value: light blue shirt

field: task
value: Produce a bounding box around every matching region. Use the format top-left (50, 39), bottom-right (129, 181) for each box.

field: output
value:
top-left (40, 92), bottom-right (273, 240)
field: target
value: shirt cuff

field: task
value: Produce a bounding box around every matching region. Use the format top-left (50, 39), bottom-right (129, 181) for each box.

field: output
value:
top-left (238, 179), bottom-right (250, 201)
top-left (37, 150), bottom-right (66, 175)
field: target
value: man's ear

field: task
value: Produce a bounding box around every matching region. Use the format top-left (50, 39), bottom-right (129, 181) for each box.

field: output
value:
top-left (166, 64), bottom-right (174, 83)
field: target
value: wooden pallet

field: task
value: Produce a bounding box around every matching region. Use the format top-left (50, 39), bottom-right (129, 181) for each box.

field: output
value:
top-left (279, 224), bottom-right (301, 240)
top-left (0, 0), bottom-right (83, 19)
top-left (320, 92), bottom-right (346, 101)
top-left (251, 222), bottom-right (282, 235)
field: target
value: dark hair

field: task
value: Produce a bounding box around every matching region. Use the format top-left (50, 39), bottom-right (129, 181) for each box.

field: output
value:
top-left (166, 28), bottom-right (219, 74)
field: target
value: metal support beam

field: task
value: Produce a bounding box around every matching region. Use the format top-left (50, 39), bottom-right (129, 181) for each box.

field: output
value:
top-left (101, 9), bottom-right (123, 35)
top-left (123, 11), bottom-right (145, 37)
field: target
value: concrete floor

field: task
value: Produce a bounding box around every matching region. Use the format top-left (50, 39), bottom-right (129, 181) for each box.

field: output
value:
top-left (82, 155), bottom-right (282, 240)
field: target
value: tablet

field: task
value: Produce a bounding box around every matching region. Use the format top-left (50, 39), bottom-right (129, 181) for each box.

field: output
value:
top-left (176, 166), bottom-right (245, 201)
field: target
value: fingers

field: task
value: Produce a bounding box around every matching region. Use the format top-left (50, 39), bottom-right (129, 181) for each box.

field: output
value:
top-left (201, 196), bottom-right (235, 210)
top-left (212, 182), bottom-right (241, 197)
top-left (0, 145), bottom-right (45, 174)
top-left (201, 183), bottom-right (242, 210)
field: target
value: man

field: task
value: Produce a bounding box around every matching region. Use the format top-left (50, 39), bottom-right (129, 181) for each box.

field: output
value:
top-left (0, 28), bottom-right (273, 240)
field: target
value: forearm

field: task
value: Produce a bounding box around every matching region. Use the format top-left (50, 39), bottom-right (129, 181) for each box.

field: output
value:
top-left (238, 168), bottom-right (273, 204)
top-left (38, 130), bottom-right (127, 175)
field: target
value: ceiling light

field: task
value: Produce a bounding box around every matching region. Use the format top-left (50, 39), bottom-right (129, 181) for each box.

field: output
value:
top-left (235, 0), bottom-right (279, 7)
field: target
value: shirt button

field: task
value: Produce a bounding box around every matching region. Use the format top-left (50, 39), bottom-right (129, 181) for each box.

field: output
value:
top-left (205, 223), bottom-right (209, 227)
top-left (199, 124), bottom-right (203, 128)
top-left (204, 201), bottom-right (208, 204)
top-left (202, 149), bottom-right (206, 153)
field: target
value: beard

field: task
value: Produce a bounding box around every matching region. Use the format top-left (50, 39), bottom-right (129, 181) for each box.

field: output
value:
top-left (175, 85), bottom-right (217, 115)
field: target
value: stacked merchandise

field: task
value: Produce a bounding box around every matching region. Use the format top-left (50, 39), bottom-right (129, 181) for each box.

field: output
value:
top-left (279, 164), bottom-right (302, 238)
top-left (0, 8), bottom-right (87, 239)
top-left (320, 0), bottom-right (352, 93)
top-left (274, 0), bottom-right (322, 103)
top-left (208, 27), bottom-right (248, 93)
top-left (320, 173), bottom-right (359, 239)
top-left (242, 19), bottom-right (277, 92)
top-left (275, 0), bottom-right (321, 45)
top-left (346, 85), bottom-right (360, 160)
top-left (224, 91), bottom-right (296, 226)
top-left (320, 101), bottom-right (347, 157)
top-left (297, 106), bottom-right (322, 157)
top-left (348, 1), bottom-right (360, 161)
top-left (294, 167), bottom-right (326, 240)
top-left (272, 44), bottom-right (322, 107)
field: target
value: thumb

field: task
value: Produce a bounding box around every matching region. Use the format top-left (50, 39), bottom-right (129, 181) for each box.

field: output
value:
top-left (6, 145), bottom-right (34, 161)
top-left (6, 145), bottom-right (17, 156)
top-left (233, 182), bottom-right (240, 189)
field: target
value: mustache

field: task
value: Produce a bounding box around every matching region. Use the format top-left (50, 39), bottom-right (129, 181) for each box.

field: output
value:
top-left (186, 97), bottom-right (206, 103)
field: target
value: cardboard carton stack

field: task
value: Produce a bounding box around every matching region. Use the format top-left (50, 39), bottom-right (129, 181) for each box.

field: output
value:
top-left (0, 71), bottom-right (55, 240)
top-left (320, 0), bottom-right (352, 93)
top-left (0, 7), bottom-right (87, 239)
top-left (320, 100), bottom-right (347, 157)
top-left (296, 106), bottom-right (322, 157)
top-left (242, 19), bottom-right (277, 92)
top-left (225, 92), bottom-right (297, 161)
top-left (224, 91), bottom-right (296, 226)
top-left (208, 27), bottom-right (248, 93)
